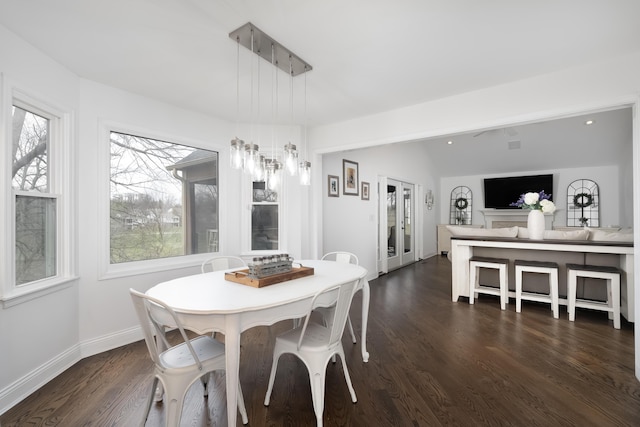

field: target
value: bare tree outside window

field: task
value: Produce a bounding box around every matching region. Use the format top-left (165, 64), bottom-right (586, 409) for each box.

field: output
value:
top-left (110, 131), bottom-right (218, 263)
top-left (12, 105), bottom-right (56, 285)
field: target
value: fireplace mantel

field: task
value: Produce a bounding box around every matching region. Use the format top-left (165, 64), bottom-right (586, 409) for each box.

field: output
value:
top-left (480, 209), bottom-right (557, 229)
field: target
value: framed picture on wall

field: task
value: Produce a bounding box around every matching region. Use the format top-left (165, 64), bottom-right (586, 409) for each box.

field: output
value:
top-left (328, 175), bottom-right (339, 197)
top-left (342, 159), bottom-right (359, 196)
top-left (361, 182), bottom-right (370, 200)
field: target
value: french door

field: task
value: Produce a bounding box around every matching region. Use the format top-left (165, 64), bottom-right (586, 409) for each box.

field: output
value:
top-left (378, 178), bottom-right (416, 272)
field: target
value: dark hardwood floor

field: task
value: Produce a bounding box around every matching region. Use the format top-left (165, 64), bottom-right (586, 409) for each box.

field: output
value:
top-left (3, 255), bottom-right (640, 426)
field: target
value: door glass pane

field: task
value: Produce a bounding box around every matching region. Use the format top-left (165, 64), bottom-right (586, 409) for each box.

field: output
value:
top-left (387, 184), bottom-right (397, 257)
top-left (15, 195), bottom-right (56, 285)
top-left (404, 187), bottom-right (411, 253)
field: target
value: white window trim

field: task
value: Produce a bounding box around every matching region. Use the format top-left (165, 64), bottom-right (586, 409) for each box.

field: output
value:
top-left (0, 77), bottom-right (77, 307)
top-left (98, 120), bottom-right (227, 280)
top-left (240, 160), bottom-right (288, 257)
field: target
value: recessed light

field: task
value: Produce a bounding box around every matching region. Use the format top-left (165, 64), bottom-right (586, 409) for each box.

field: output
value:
top-left (585, 120), bottom-right (595, 125)
top-left (447, 140), bottom-right (453, 145)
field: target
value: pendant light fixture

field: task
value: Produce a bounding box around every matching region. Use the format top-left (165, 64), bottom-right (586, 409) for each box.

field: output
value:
top-left (230, 35), bottom-right (245, 169)
top-left (253, 154), bottom-right (266, 181)
top-left (228, 23), bottom-right (312, 187)
top-left (265, 42), bottom-right (282, 190)
top-left (299, 66), bottom-right (311, 185)
top-left (284, 55), bottom-right (299, 176)
top-left (244, 28), bottom-right (260, 176)
top-left (284, 142), bottom-right (298, 176)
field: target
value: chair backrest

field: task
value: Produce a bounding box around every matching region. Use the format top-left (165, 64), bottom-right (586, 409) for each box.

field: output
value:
top-left (297, 278), bottom-right (360, 349)
top-left (321, 251), bottom-right (359, 265)
top-left (201, 255), bottom-right (247, 273)
top-left (129, 288), bottom-right (204, 370)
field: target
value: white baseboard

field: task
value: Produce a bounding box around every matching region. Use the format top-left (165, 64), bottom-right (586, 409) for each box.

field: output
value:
top-left (80, 325), bottom-right (142, 359)
top-left (0, 326), bottom-right (143, 416)
top-left (0, 345), bottom-right (80, 416)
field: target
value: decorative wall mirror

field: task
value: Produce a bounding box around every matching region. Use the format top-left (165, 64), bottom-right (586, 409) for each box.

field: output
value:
top-left (566, 179), bottom-right (599, 227)
top-left (449, 186), bottom-right (472, 225)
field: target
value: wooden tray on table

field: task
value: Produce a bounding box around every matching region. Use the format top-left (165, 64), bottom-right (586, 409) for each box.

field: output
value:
top-left (224, 266), bottom-right (314, 288)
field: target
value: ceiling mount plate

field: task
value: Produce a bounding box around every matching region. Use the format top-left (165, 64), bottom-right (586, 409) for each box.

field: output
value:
top-left (229, 22), bottom-right (312, 76)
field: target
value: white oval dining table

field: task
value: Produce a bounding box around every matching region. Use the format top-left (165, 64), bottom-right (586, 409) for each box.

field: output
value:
top-left (146, 259), bottom-right (369, 426)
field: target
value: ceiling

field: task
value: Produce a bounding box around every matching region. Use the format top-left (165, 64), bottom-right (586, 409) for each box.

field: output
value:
top-left (0, 1), bottom-right (638, 173)
top-left (420, 107), bottom-right (633, 177)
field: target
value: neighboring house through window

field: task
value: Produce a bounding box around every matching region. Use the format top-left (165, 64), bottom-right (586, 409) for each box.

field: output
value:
top-left (109, 131), bottom-right (218, 264)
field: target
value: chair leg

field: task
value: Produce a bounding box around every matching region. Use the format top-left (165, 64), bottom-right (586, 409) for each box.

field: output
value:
top-left (337, 349), bottom-right (357, 403)
top-left (347, 316), bottom-right (357, 344)
top-left (550, 270), bottom-right (559, 319)
top-left (308, 363), bottom-right (327, 427)
top-left (142, 377), bottom-right (159, 426)
top-left (264, 348), bottom-right (283, 406)
top-left (515, 266), bottom-right (523, 313)
top-left (162, 381), bottom-right (190, 427)
top-left (611, 276), bottom-right (621, 329)
top-left (499, 265), bottom-right (507, 311)
top-left (568, 270), bottom-right (577, 321)
top-left (469, 264), bottom-right (477, 304)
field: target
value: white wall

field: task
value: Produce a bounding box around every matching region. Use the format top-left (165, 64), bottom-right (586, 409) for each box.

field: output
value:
top-left (0, 24), bottom-right (81, 412)
top-left (440, 165), bottom-right (625, 228)
top-left (621, 132), bottom-right (635, 227)
top-left (322, 143), bottom-right (438, 276)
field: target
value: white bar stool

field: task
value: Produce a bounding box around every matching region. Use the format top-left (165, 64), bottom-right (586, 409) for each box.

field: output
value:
top-left (514, 260), bottom-right (559, 319)
top-left (469, 256), bottom-right (509, 310)
top-left (566, 263), bottom-right (621, 329)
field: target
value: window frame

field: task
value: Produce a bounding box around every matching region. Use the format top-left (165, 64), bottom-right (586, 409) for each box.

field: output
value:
top-left (99, 121), bottom-right (226, 280)
top-left (1, 82), bottom-right (76, 307)
top-left (241, 161), bottom-right (286, 256)
top-left (250, 181), bottom-right (280, 252)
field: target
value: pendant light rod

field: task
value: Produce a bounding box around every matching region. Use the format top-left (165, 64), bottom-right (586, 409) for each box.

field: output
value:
top-left (235, 35), bottom-right (240, 134)
top-left (229, 22), bottom-right (312, 76)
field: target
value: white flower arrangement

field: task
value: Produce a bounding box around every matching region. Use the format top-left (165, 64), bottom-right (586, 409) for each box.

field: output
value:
top-left (511, 190), bottom-right (556, 213)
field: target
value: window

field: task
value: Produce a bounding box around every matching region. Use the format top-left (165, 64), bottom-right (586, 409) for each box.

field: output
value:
top-left (3, 90), bottom-right (74, 304)
top-left (251, 181), bottom-right (279, 251)
top-left (109, 131), bottom-right (218, 263)
top-left (12, 104), bottom-right (57, 286)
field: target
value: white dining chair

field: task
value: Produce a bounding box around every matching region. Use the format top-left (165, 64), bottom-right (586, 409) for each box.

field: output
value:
top-left (129, 289), bottom-right (248, 426)
top-left (264, 279), bottom-right (359, 427)
top-left (200, 255), bottom-right (246, 273)
top-left (317, 251), bottom-right (358, 343)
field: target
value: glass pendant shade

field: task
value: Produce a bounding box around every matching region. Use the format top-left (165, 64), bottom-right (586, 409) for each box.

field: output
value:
top-left (299, 160), bottom-right (311, 186)
top-left (284, 142), bottom-right (298, 176)
top-left (265, 159), bottom-right (282, 191)
top-left (253, 155), bottom-right (266, 181)
top-left (230, 137), bottom-right (245, 169)
top-left (244, 143), bottom-right (259, 175)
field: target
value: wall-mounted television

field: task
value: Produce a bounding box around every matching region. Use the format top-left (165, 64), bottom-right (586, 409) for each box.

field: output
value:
top-left (483, 174), bottom-right (553, 209)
